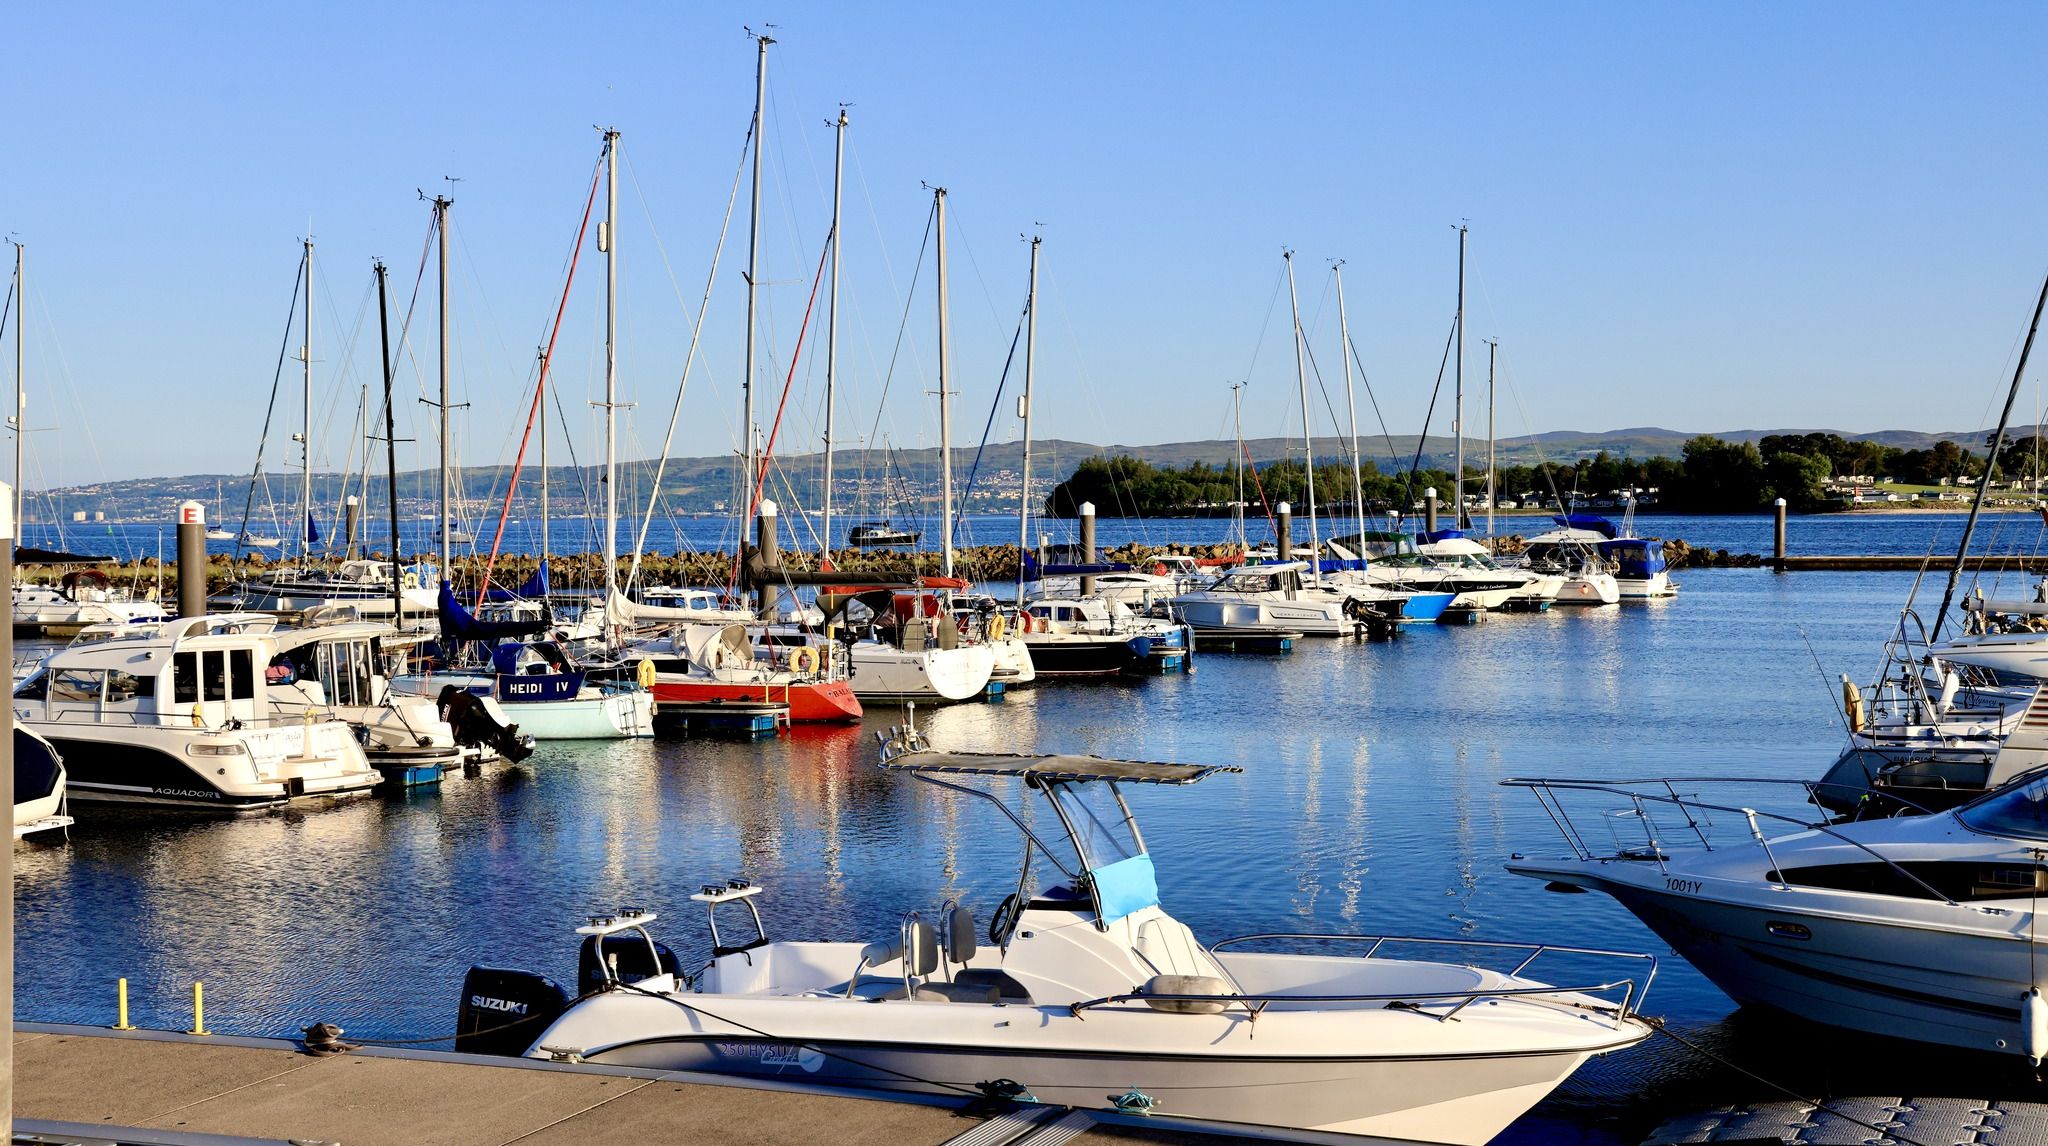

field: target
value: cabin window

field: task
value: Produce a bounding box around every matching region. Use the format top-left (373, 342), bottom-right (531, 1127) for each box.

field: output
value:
top-left (1960, 773), bottom-right (2048, 841)
top-left (105, 670), bottom-right (152, 702)
top-left (50, 669), bottom-right (102, 703)
top-left (14, 673), bottom-right (46, 701)
top-left (228, 649), bottom-right (254, 700)
top-left (173, 653), bottom-right (199, 703)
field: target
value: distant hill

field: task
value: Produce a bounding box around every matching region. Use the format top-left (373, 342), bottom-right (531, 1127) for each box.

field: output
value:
top-left (29, 426), bottom-right (2004, 522)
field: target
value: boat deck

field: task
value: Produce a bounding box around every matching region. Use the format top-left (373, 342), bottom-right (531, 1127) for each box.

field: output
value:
top-left (13, 1024), bottom-right (1227, 1146)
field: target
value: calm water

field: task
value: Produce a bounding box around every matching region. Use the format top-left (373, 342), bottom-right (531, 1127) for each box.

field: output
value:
top-left (18, 513), bottom-right (2048, 1144)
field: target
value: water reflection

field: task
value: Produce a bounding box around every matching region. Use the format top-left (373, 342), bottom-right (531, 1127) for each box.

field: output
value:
top-left (14, 563), bottom-right (2015, 1142)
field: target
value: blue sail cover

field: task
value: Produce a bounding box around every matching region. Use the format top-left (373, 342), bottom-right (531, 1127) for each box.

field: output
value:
top-left (1553, 514), bottom-right (1619, 538)
top-left (479, 559), bottom-right (551, 604)
top-left (1420, 528), bottom-right (1465, 543)
top-left (306, 512), bottom-right (321, 546)
top-left (438, 581), bottom-right (550, 643)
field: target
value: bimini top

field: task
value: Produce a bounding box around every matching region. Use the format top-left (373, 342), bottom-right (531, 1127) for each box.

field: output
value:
top-left (880, 751), bottom-right (1241, 785)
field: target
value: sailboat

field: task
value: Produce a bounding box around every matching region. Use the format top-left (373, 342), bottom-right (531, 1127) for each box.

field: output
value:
top-left (388, 158), bottom-right (652, 739)
top-left (205, 481), bottom-right (234, 541)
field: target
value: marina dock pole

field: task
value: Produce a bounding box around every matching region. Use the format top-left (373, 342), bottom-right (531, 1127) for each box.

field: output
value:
top-left (1424, 487), bottom-right (1439, 534)
top-left (1773, 498), bottom-right (1787, 567)
top-left (2, 482), bottom-right (15, 1139)
top-left (757, 500), bottom-right (779, 621)
top-left (176, 501), bottom-right (206, 619)
top-left (1276, 501), bottom-right (1292, 563)
top-left (1080, 502), bottom-right (1097, 596)
top-left (343, 495), bottom-right (359, 560)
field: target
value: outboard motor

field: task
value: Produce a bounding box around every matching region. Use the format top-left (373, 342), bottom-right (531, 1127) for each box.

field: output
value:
top-left (437, 685), bottom-right (535, 763)
top-left (455, 966), bottom-right (569, 1056)
top-left (578, 933), bottom-right (682, 995)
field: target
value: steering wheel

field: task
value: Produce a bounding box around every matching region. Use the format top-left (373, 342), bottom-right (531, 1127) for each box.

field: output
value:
top-left (988, 892), bottom-right (1021, 945)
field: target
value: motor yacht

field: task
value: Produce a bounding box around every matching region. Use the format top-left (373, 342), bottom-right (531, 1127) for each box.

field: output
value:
top-left (13, 569), bottom-right (167, 635)
top-left (1341, 534), bottom-right (1521, 612)
top-left (12, 615), bottom-right (380, 811)
top-left (1515, 526), bottom-right (1621, 607)
top-left (1017, 596), bottom-right (1190, 676)
top-left (1415, 534), bottom-right (1561, 611)
top-left (1507, 773), bottom-right (2048, 1059)
top-left (457, 725), bottom-right (1657, 1144)
top-left (260, 607), bottom-right (471, 772)
top-left (1171, 563), bottom-right (1448, 636)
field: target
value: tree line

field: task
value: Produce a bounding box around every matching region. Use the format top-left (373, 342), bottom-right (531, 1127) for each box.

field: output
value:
top-left (1043, 432), bottom-right (2036, 517)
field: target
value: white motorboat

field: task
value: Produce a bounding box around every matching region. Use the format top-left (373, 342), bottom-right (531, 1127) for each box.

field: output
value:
top-left (13, 569), bottom-right (168, 633)
top-left (260, 608), bottom-right (472, 771)
top-left (15, 726), bottom-right (73, 839)
top-left (1414, 535), bottom-right (1561, 610)
top-left (1171, 563), bottom-right (1451, 635)
top-left (1516, 528), bottom-right (1621, 607)
top-left (12, 615), bottom-right (381, 811)
top-left (1016, 595), bottom-right (1190, 676)
top-left (1507, 773), bottom-right (2048, 1059)
top-left (1341, 534), bottom-right (1522, 612)
top-left (457, 726), bottom-right (1657, 1144)
top-left (1539, 512), bottom-right (1676, 599)
top-left (225, 559), bottom-right (437, 617)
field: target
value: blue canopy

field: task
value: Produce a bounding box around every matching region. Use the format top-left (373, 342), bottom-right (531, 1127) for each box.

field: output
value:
top-left (1598, 538), bottom-right (1667, 576)
top-left (1420, 528), bottom-right (1465, 543)
top-left (438, 581), bottom-right (549, 643)
top-left (1552, 514), bottom-right (1619, 539)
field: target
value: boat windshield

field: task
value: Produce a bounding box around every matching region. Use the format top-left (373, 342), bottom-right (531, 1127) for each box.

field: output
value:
top-left (1045, 781), bottom-right (1145, 870)
top-left (1958, 774), bottom-right (2048, 840)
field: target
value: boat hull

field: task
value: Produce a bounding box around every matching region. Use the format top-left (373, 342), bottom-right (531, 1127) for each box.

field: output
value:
top-left (847, 644), bottom-right (995, 702)
top-left (1552, 574), bottom-right (1620, 606)
top-left (651, 679), bottom-right (862, 723)
top-left (1021, 635), bottom-right (1147, 676)
top-left (30, 724), bottom-right (379, 811)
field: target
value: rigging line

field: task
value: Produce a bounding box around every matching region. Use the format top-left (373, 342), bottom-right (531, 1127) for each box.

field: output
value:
top-left (732, 232), bottom-right (833, 592)
top-left (1242, 437), bottom-right (1278, 542)
top-left (623, 116), bottom-right (750, 593)
top-left (475, 148), bottom-right (606, 606)
top-left (955, 301), bottom-right (1029, 552)
top-left (862, 200), bottom-right (936, 467)
top-left (1241, 261), bottom-right (1287, 387)
top-left (1347, 337), bottom-right (1406, 475)
top-left (236, 248), bottom-right (309, 560)
top-left (1402, 313), bottom-right (1460, 515)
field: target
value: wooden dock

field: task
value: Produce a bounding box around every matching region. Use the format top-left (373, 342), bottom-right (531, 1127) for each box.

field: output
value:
top-left (1768, 554), bottom-right (2048, 572)
top-left (13, 1023), bottom-right (1221, 1146)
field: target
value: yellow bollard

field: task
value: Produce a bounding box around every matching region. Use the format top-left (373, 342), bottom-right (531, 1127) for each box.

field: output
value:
top-left (189, 981), bottom-right (209, 1036)
top-left (112, 978), bottom-right (134, 1030)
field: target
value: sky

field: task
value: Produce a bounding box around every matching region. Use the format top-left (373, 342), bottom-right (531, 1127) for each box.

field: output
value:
top-left (8, 2), bottom-right (2048, 491)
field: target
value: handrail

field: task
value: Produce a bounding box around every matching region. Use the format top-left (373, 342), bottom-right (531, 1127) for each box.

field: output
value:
top-left (1502, 777), bottom-right (1961, 905)
top-left (1206, 933), bottom-right (1658, 1018)
top-left (1503, 774), bottom-right (1943, 818)
top-left (1067, 975), bottom-right (1651, 1025)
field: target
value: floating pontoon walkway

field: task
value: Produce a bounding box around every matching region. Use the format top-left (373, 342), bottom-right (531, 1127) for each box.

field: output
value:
top-left (13, 1024), bottom-right (1224, 1146)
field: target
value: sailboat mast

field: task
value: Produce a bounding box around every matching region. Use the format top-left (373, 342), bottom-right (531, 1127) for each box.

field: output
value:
top-left (602, 129), bottom-right (620, 604)
top-left (1454, 224), bottom-right (1466, 531)
top-left (743, 33), bottom-right (773, 502)
top-left (1333, 261), bottom-right (1365, 546)
top-left (1932, 266), bottom-right (2048, 641)
top-left (1284, 250), bottom-right (1317, 563)
top-left (375, 260), bottom-right (401, 617)
top-left (538, 348), bottom-right (550, 563)
top-left (301, 237), bottom-right (314, 558)
top-left (824, 107), bottom-right (846, 559)
top-left (436, 196), bottom-right (453, 577)
top-left (12, 241), bottom-right (22, 532)
top-left (1486, 339), bottom-right (1497, 537)
top-left (1016, 234), bottom-right (1040, 607)
top-left (1232, 382), bottom-right (1246, 550)
top-left (934, 187), bottom-right (955, 579)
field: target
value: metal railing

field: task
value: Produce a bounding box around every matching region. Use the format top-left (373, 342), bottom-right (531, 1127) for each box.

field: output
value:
top-left (1503, 776), bottom-right (1960, 905)
top-left (1071, 934), bottom-right (1656, 1023)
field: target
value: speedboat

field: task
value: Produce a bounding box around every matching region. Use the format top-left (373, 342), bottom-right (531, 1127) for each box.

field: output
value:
top-left (636, 623), bottom-right (862, 723)
top-left (456, 725), bottom-right (1657, 1144)
top-left (15, 727), bottom-right (73, 839)
top-left (12, 615), bottom-right (381, 811)
top-left (1506, 773), bottom-right (2048, 1059)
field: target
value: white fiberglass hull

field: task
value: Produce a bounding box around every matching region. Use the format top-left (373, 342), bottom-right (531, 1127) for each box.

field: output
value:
top-left (1172, 594), bottom-right (1348, 636)
top-left (986, 635), bottom-right (1037, 687)
top-left (1618, 572), bottom-right (1676, 599)
top-left (1551, 573), bottom-right (1620, 606)
top-left (498, 691), bottom-right (654, 740)
top-left (847, 643), bottom-right (995, 702)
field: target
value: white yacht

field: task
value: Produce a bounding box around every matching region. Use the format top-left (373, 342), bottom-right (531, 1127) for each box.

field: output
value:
top-left (13, 569), bottom-right (168, 634)
top-left (1415, 534), bottom-right (1562, 610)
top-left (261, 608), bottom-right (471, 772)
top-left (1171, 563), bottom-right (1452, 635)
top-left (15, 727), bottom-right (73, 839)
top-left (12, 615), bottom-right (381, 811)
top-left (1508, 773), bottom-right (2048, 1059)
top-left (1515, 526), bottom-right (1621, 607)
top-left (827, 589), bottom-right (994, 703)
top-left (1017, 595), bottom-right (1190, 676)
top-left (457, 726), bottom-right (1657, 1144)
top-left (224, 559), bottom-right (438, 616)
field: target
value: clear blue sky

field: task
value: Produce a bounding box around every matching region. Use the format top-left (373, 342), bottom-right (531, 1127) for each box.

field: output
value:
top-left (8, 2), bottom-right (2048, 490)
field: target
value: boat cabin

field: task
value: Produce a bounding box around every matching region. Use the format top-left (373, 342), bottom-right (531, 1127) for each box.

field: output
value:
top-left (17, 613), bottom-right (293, 728)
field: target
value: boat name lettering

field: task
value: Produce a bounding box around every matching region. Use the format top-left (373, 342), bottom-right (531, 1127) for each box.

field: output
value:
top-left (715, 1042), bottom-right (825, 1072)
top-left (469, 995), bottom-right (529, 1015)
top-left (154, 788), bottom-right (221, 800)
top-left (1664, 878), bottom-right (1702, 895)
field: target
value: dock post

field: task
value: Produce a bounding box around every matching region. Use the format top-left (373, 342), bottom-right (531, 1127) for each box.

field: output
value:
top-left (176, 501), bottom-right (206, 619)
top-left (343, 494), bottom-right (360, 559)
top-left (113, 978), bottom-right (133, 1030)
top-left (189, 982), bottom-right (208, 1036)
top-left (1424, 487), bottom-right (1439, 534)
top-left (1, 482), bottom-right (13, 1139)
top-left (756, 500), bottom-right (779, 621)
top-left (1276, 501), bottom-right (1292, 562)
top-left (1079, 502), bottom-right (1097, 596)
top-left (1773, 497), bottom-right (1787, 569)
